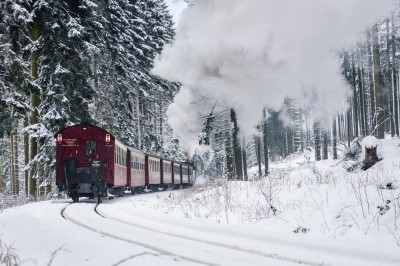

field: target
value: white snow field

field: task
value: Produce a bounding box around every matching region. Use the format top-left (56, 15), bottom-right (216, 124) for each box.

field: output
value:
top-left (1, 138), bottom-right (400, 266)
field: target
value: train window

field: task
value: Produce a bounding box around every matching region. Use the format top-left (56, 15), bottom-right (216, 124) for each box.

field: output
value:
top-left (174, 165), bottom-right (180, 174)
top-left (86, 141), bottom-right (96, 156)
top-left (164, 163), bottom-right (168, 173)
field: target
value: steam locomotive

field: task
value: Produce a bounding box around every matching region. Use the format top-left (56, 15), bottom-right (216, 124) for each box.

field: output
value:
top-left (55, 124), bottom-right (194, 203)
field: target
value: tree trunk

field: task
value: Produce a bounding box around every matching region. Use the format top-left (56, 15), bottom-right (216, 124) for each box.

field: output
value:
top-left (338, 114), bottom-right (342, 142)
top-left (333, 117), bottom-right (338, 159)
top-left (254, 136), bottom-right (262, 178)
top-left (357, 44), bottom-right (367, 136)
top-left (299, 106), bottom-right (304, 152)
top-left (392, 13), bottom-right (399, 137)
top-left (386, 19), bottom-right (395, 138)
top-left (344, 53), bottom-right (353, 146)
top-left (225, 134), bottom-right (234, 180)
top-left (242, 137), bottom-right (248, 181)
top-left (159, 94), bottom-right (163, 138)
top-left (29, 23), bottom-right (40, 197)
top-left (322, 129), bottom-right (328, 160)
top-left (367, 29), bottom-right (376, 134)
top-left (13, 133), bottom-right (19, 195)
top-left (230, 108), bottom-right (242, 180)
top-left (0, 149), bottom-right (3, 194)
top-left (262, 108), bottom-right (269, 176)
top-left (347, 108), bottom-right (352, 148)
top-left (372, 24), bottom-right (385, 139)
top-left (314, 121), bottom-right (321, 161)
top-left (136, 90), bottom-right (142, 149)
top-left (24, 117), bottom-right (29, 196)
top-left (351, 53), bottom-right (359, 137)
top-left (10, 135), bottom-right (14, 194)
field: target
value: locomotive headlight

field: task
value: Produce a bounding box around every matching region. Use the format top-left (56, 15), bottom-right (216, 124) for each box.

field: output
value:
top-left (57, 134), bottom-right (62, 143)
top-left (105, 134), bottom-right (110, 143)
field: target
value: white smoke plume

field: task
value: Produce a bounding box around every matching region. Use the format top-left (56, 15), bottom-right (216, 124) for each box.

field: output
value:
top-left (154, 0), bottom-right (394, 151)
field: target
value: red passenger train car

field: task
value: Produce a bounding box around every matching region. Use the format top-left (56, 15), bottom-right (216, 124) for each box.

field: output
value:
top-left (55, 124), bottom-right (194, 203)
top-left (55, 125), bottom-right (128, 202)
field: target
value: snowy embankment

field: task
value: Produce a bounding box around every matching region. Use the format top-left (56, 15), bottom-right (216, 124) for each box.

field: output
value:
top-left (156, 139), bottom-right (400, 238)
top-left (0, 138), bottom-right (399, 265)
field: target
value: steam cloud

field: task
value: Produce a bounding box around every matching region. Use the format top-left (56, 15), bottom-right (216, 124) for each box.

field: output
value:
top-left (153, 0), bottom-right (394, 151)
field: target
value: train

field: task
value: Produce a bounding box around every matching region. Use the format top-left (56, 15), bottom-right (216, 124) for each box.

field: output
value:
top-left (55, 124), bottom-right (194, 203)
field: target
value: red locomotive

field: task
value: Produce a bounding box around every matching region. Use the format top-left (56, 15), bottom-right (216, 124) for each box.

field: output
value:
top-left (55, 124), bottom-right (194, 203)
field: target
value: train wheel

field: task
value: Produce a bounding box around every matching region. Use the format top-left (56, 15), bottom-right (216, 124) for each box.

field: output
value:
top-left (72, 195), bottom-right (79, 203)
top-left (97, 194), bottom-right (102, 204)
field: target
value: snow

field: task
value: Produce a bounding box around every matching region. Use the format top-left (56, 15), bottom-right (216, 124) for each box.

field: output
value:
top-left (362, 136), bottom-right (380, 149)
top-left (1, 138), bottom-right (400, 265)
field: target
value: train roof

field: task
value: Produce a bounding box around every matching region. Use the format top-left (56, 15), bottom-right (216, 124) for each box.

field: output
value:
top-left (145, 153), bottom-right (165, 160)
top-left (54, 124), bottom-right (116, 139)
top-left (127, 146), bottom-right (145, 155)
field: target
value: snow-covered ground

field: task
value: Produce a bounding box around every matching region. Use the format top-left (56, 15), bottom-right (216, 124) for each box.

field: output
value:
top-left (1, 138), bottom-right (400, 265)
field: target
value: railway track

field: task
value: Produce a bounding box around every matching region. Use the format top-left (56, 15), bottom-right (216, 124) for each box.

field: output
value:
top-left (60, 200), bottom-right (326, 266)
top-left (60, 202), bottom-right (216, 266)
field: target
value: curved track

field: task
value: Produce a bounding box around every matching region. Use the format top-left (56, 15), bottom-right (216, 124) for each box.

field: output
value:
top-left (60, 200), bottom-right (325, 266)
top-left (97, 206), bottom-right (325, 266)
top-left (60, 202), bottom-right (215, 266)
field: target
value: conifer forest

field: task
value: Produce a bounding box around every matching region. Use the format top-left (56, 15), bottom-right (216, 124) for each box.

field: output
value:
top-left (1, 0), bottom-right (400, 199)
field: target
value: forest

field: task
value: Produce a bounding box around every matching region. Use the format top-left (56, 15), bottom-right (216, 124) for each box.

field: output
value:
top-left (0, 0), bottom-right (184, 199)
top-left (1, 0), bottom-right (400, 200)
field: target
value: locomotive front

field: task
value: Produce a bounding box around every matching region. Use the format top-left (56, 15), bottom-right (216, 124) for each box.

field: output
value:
top-left (55, 125), bottom-right (113, 203)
